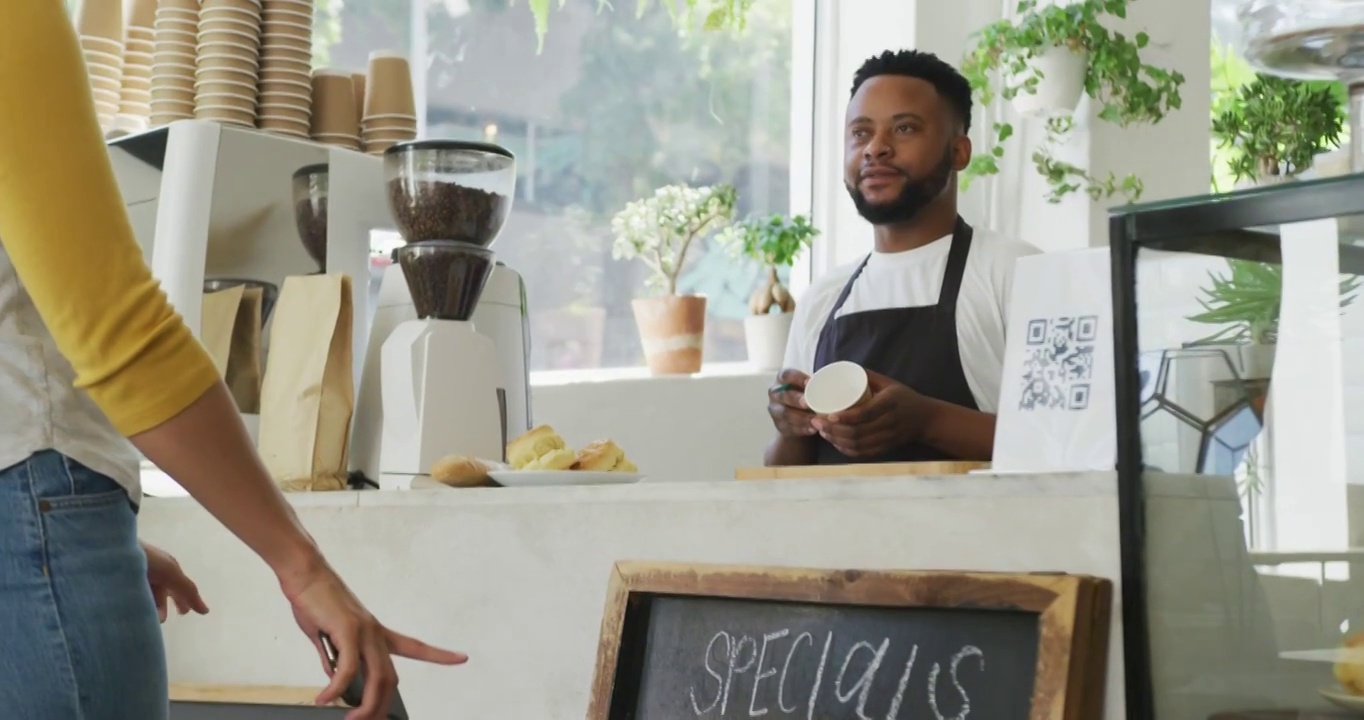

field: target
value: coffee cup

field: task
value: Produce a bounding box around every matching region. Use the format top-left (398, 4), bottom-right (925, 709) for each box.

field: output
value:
top-left (803, 361), bottom-right (872, 416)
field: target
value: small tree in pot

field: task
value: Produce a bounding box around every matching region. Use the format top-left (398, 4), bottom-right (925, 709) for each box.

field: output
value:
top-left (715, 213), bottom-right (819, 370)
top-left (611, 183), bottom-right (737, 375)
top-left (1211, 74), bottom-right (1344, 188)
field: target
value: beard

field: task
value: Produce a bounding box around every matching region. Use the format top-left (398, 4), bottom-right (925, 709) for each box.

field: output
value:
top-left (846, 145), bottom-right (955, 226)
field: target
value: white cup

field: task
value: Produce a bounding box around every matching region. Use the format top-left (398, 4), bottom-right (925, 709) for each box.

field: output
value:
top-left (803, 361), bottom-right (871, 415)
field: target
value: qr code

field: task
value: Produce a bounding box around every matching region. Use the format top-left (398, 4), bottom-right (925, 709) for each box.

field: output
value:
top-left (1018, 315), bottom-right (1098, 411)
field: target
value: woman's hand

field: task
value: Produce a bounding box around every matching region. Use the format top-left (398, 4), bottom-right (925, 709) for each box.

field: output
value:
top-left (281, 564), bottom-right (467, 719)
top-left (142, 542), bottom-right (210, 623)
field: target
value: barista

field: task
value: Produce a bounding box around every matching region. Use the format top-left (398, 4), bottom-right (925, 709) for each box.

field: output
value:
top-left (764, 50), bottom-right (1039, 467)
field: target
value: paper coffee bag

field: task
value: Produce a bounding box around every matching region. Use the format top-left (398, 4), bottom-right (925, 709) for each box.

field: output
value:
top-left (226, 287), bottom-right (264, 414)
top-left (200, 285), bottom-right (245, 375)
top-left (258, 274), bottom-right (354, 491)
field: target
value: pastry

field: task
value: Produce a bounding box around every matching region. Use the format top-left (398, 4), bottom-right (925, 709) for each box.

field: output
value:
top-left (523, 447), bottom-right (577, 471)
top-left (507, 424), bottom-right (569, 469)
top-left (573, 440), bottom-right (638, 473)
top-left (430, 455), bottom-right (492, 487)
top-left (1336, 632), bottom-right (1364, 694)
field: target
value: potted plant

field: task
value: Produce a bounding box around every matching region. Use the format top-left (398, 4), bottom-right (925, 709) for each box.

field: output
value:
top-left (1211, 74), bottom-right (1344, 189)
top-left (1188, 259), bottom-right (1359, 380)
top-left (716, 213), bottom-right (819, 370)
top-left (960, 0), bottom-right (1185, 204)
top-left (611, 183), bottom-right (738, 375)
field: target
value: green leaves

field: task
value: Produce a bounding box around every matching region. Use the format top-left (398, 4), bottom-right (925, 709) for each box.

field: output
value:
top-left (1188, 259), bottom-right (1362, 345)
top-left (518, 0), bottom-right (752, 51)
top-left (714, 213), bottom-right (820, 268)
top-left (1211, 74), bottom-right (1344, 184)
top-left (959, 0), bottom-right (1185, 202)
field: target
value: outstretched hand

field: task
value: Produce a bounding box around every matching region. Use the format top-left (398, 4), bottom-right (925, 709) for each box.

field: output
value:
top-left (810, 370), bottom-right (933, 458)
top-left (142, 542), bottom-right (210, 623)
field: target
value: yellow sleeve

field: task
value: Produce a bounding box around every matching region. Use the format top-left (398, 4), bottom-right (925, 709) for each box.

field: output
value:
top-left (0, 0), bottom-right (220, 436)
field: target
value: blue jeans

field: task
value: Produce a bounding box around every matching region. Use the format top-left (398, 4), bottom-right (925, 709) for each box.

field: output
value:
top-left (0, 450), bottom-right (167, 719)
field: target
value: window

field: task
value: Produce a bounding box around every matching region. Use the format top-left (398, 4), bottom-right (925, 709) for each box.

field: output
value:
top-left (322, 0), bottom-right (803, 372)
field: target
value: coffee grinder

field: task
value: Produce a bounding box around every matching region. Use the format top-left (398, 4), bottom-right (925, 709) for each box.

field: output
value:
top-left (377, 140), bottom-right (515, 486)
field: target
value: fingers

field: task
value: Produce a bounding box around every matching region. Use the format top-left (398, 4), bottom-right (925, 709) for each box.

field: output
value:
top-left (864, 369), bottom-right (894, 391)
top-left (317, 625), bottom-right (360, 708)
top-left (386, 628), bottom-right (469, 664)
top-left (775, 368), bottom-right (809, 388)
top-left (354, 631), bottom-right (396, 720)
top-left (154, 590), bottom-right (168, 623)
top-left (769, 403), bottom-right (816, 437)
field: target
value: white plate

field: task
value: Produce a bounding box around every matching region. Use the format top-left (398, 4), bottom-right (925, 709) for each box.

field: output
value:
top-left (488, 470), bottom-right (644, 488)
top-left (1321, 686), bottom-right (1364, 712)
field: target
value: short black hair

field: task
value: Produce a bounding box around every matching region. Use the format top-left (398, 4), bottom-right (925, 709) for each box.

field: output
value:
top-left (850, 49), bottom-right (973, 134)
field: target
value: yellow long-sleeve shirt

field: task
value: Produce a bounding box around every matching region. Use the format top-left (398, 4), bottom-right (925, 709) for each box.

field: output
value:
top-left (0, 0), bottom-right (220, 436)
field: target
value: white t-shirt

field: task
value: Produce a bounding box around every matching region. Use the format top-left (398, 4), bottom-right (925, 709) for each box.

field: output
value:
top-left (783, 228), bottom-right (1041, 414)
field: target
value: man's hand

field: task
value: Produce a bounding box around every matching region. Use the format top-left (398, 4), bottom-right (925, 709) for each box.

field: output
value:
top-left (767, 369), bottom-right (816, 439)
top-left (811, 370), bottom-right (934, 458)
top-left (142, 542), bottom-right (210, 623)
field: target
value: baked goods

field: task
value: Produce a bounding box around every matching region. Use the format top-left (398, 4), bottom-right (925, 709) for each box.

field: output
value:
top-left (507, 424), bottom-right (567, 468)
top-left (523, 447), bottom-right (577, 470)
top-left (573, 439), bottom-right (638, 473)
top-left (430, 455), bottom-right (493, 487)
top-left (1335, 632), bottom-right (1364, 694)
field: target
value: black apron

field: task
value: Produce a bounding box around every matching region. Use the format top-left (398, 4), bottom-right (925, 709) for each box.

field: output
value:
top-left (811, 216), bottom-right (980, 464)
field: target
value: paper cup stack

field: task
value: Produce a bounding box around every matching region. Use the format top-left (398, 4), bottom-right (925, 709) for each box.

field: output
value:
top-left (309, 70), bottom-right (360, 149)
top-left (256, 0), bottom-right (315, 137)
top-left (151, 0), bottom-right (199, 125)
top-left (114, 22), bottom-right (156, 134)
top-left (75, 0), bottom-right (127, 131)
top-left (194, 0), bottom-right (264, 127)
top-left (360, 52), bottom-right (417, 155)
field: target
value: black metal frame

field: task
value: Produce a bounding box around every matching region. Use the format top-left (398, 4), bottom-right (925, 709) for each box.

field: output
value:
top-left (1108, 174), bottom-right (1364, 719)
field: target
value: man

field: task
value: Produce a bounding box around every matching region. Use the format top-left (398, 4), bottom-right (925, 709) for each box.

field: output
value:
top-left (764, 49), bottom-right (1040, 467)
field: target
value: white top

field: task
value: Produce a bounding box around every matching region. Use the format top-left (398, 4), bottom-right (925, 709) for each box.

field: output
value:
top-left (0, 246), bottom-right (139, 499)
top-left (783, 228), bottom-right (1041, 414)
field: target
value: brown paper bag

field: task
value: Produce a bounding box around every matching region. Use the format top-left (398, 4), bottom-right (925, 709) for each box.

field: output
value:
top-left (200, 286), bottom-right (245, 376)
top-left (225, 287), bottom-right (264, 414)
top-left (258, 274), bottom-right (354, 491)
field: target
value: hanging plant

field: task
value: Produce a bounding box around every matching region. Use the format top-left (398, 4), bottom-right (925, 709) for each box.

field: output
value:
top-left (517, 0), bottom-right (753, 52)
top-left (960, 0), bottom-right (1185, 204)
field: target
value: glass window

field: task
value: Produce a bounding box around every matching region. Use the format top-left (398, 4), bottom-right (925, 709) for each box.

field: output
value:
top-left (321, 0), bottom-right (800, 372)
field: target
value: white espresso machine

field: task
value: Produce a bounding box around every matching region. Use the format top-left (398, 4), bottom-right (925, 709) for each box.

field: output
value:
top-left (350, 140), bottom-right (532, 489)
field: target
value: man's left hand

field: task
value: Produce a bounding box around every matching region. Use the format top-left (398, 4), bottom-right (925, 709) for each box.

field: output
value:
top-left (811, 370), bottom-right (933, 458)
top-left (142, 542), bottom-right (210, 623)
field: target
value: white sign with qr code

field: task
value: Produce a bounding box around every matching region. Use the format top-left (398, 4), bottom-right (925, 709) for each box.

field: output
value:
top-left (993, 249), bottom-right (1117, 472)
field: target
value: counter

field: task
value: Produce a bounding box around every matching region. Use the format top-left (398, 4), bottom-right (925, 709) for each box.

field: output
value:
top-left (135, 471), bottom-right (1256, 718)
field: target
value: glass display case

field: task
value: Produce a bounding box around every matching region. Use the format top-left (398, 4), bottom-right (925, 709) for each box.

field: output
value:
top-left (1111, 174), bottom-right (1364, 718)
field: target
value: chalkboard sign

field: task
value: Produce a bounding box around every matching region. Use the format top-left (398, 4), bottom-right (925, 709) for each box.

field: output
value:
top-left (587, 563), bottom-right (1111, 720)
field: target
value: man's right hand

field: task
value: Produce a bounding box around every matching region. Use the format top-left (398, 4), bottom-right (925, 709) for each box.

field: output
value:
top-left (768, 369), bottom-right (816, 439)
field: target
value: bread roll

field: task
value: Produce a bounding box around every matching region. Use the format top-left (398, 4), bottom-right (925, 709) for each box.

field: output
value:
top-left (1336, 632), bottom-right (1364, 694)
top-left (430, 455), bottom-right (492, 487)
top-left (507, 425), bottom-right (568, 469)
top-left (573, 439), bottom-right (638, 473)
top-left (523, 447), bottom-right (577, 471)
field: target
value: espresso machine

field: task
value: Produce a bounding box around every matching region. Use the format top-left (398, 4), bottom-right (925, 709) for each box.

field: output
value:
top-left (353, 140), bottom-right (531, 489)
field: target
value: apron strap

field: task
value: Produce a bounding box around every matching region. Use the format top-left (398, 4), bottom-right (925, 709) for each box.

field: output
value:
top-left (936, 216), bottom-right (975, 308)
top-left (820, 253), bottom-right (872, 329)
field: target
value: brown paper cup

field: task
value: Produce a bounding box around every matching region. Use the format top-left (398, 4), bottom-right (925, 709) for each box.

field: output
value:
top-left (159, 0), bottom-right (201, 10)
top-left (259, 89), bottom-right (310, 107)
top-left (263, 7), bottom-right (313, 25)
top-left (262, 46), bottom-right (311, 64)
top-left (259, 116), bottom-right (311, 135)
top-left (152, 84), bottom-right (196, 101)
top-left (196, 77), bottom-right (258, 96)
top-left (260, 60), bottom-right (312, 78)
top-left (363, 51), bottom-right (415, 118)
top-left (126, 0), bottom-right (159, 31)
top-left (362, 128), bottom-right (416, 143)
top-left (127, 28), bottom-right (157, 46)
top-left (199, 18), bottom-right (261, 38)
top-left (259, 76), bottom-right (311, 94)
top-left (198, 53), bottom-right (258, 74)
top-left (77, 0), bottom-right (125, 42)
top-left (259, 104), bottom-right (310, 123)
top-left (154, 18), bottom-right (198, 35)
top-left (202, 0), bottom-right (261, 12)
top-left (195, 92), bottom-right (257, 112)
top-left (309, 70), bottom-right (357, 137)
top-left (195, 106), bottom-right (257, 124)
top-left (153, 74), bottom-right (197, 93)
top-left (262, 31), bottom-right (310, 53)
top-left (199, 27), bottom-right (260, 46)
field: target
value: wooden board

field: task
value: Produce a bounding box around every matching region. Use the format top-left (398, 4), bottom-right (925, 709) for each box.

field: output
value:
top-left (169, 685), bottom-right (334, 706)
top-left (168, 685), bottom-right (349, 720)
top-left (734, 460), bottom-right (988, 480)
top-left (587, 562), bottom-right (1111, 720)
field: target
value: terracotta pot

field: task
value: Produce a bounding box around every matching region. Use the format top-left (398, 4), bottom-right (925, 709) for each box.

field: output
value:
top-left (632, 295), bottom-right (706, 375)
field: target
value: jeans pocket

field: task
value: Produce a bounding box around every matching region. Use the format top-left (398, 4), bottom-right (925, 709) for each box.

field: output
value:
top-left (37, 456), bottom-right (131, 513)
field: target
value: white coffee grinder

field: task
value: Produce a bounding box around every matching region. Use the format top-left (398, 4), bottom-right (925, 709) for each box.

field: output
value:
top-left (378, 141), bottom-right (516, 487)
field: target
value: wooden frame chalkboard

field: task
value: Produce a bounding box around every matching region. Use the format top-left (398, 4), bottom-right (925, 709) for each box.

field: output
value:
top-left (587, 562), bottom-right (1112, 720)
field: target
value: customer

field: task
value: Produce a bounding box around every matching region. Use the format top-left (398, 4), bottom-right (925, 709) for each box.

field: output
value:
top-left (765, 49), bottom-right (1039, 467)
top-left (0, 3), bottom-right (463, 719)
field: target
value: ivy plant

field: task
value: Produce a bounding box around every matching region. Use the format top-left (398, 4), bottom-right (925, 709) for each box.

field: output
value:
top-left (1211, 74), bottom-right (1344, 186)
top-left (517, 0), bottom-right (753, 51)
top-left (960, 0), bottom-right (1185, 204)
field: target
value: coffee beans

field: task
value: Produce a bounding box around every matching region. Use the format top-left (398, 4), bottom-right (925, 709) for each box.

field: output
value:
top-left (387, 179), bottom-right (509, 246)
top-left (397, 240), bottom-right (496, 321)
top-left (294, 197), bottom-right (327, 270)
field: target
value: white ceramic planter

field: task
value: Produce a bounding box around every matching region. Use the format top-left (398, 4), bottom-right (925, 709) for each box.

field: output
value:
top-left (1010, 47), bottom-right (1087, 118)
top-left (744, 312), bottom-right (793, 371)
top-left (1238, 343), bottom-right (1276, 381)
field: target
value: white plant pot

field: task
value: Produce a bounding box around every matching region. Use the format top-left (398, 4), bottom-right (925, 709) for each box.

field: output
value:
top-left (744, 312), bottom-right (793, 371)
top-left (1238, 343), bottom-right (1275, 381)
top-left (1010, 47), bottom-right (1088, 118)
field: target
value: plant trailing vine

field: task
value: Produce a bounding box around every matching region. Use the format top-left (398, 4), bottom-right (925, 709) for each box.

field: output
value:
top-left (715, 214), bottom-right (820, 315)
top-left (517, 0), bottom-right (753, 52)
top-left (1211, 74), bottom-right (1344, 187)
top-left (960, 0), bottom-right (1185, 204)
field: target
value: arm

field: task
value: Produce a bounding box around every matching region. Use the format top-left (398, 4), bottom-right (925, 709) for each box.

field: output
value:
top-left (917, 399), bottom-right (995, 461)
top-left (763, 434), bottom-right (816, 466)
top-left (0, 0), bottom-right (320, 583)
